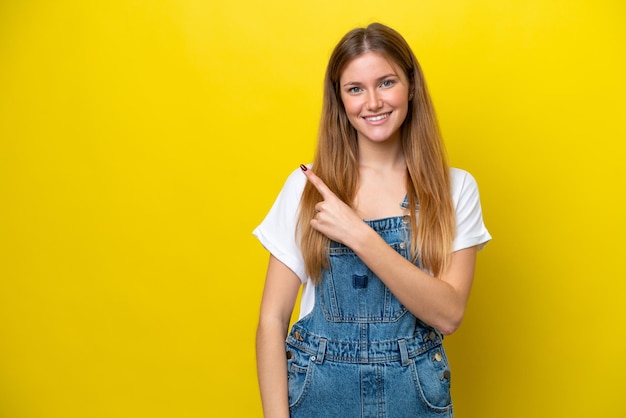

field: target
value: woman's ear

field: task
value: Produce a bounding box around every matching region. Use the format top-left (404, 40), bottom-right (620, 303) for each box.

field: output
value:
top-left (409, 87), bottom-right (415, 100)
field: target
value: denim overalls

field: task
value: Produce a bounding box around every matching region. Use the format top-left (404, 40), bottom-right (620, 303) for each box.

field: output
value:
top-left (285, 210), bottom-right (453, 417)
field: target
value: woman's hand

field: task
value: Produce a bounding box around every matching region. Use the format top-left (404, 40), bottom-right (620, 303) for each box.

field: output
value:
top-left (300, 164), bottom-right (367, 247)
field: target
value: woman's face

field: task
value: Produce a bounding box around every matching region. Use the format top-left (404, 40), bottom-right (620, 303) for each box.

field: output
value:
top-left (339, 52), bottom-right (411, 146)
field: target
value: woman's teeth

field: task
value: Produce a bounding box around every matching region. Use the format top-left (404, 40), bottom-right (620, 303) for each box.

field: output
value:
top-left (365, 113), bottom-right (390, 121)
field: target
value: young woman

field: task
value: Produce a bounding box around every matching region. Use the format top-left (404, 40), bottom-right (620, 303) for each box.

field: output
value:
top-left (254, 23), bottom-right (490, 417)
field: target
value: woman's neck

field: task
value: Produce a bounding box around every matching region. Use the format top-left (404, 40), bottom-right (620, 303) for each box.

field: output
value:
top-left (354, 137), bottom-right (408, 220)
top-left (357, 136), bottom-right (405, 172)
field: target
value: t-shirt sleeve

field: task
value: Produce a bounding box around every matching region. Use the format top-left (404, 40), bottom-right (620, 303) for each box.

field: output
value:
top-left (451, 168), bottom-right (492, 252)
top-left (252, 168), bottom-right (308, 283)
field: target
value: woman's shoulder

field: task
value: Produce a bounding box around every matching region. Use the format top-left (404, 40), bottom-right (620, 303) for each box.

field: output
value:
top-left (449, 167), bottom-right (478, 188)
top-left (267, 165), bottom-right (308, 205)
top-left (449, 167), bottom-right (481, 202)
top-left (281, 165), bottom-right (308, 195)
top-left (450, 167), bottom-right (473, 182)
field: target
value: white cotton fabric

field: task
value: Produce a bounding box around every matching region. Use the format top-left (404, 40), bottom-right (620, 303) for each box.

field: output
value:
top-left (253, 167), bottom-right (492, 319)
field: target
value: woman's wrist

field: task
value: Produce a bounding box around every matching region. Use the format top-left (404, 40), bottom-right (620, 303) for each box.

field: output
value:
top-left (344, 221), bottom-right (377, 253)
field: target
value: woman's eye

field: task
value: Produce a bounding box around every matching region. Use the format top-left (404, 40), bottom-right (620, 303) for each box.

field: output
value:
top-left (381, 79), bottom-right (395, 88)
top-left (347, 87), bottom-right (362, 94)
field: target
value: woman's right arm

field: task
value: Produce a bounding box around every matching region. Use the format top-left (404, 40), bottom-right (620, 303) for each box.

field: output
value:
top-left (256, 254), bottom-right (302, 418)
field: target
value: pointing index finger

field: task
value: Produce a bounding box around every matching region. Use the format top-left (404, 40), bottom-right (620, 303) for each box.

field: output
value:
top-left (300, 164), bottom-right (333, 199)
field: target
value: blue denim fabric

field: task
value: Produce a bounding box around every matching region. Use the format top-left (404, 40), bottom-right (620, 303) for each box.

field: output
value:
top-left (286, 216), bottom-right (453, 417)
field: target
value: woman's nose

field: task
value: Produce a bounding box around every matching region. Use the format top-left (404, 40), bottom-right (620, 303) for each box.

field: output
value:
top-left (366, 91), bottom-right (382, 110)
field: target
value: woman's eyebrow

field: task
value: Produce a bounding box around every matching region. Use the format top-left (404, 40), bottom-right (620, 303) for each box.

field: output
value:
top-left (341, 73), bottom-right (398, 87)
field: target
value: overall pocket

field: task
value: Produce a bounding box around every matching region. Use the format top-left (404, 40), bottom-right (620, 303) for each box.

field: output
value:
top-left (410, 345), bottom-right (453, 412)
top-left (286, 345), bottom-right (315, 410)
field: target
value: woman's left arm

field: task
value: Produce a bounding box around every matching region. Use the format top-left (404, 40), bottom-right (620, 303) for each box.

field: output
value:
top-left (302, 167), bottom-right (478, 335)
top-left (351, 231), bottom-right (477, 335)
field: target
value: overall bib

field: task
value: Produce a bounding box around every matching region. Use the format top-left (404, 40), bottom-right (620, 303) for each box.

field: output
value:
top-left (285, 215), bottom-right (453, 417)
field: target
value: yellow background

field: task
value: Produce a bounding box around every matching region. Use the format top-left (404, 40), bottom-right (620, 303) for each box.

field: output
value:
top-left (1, 0), bottom-right (624, 417)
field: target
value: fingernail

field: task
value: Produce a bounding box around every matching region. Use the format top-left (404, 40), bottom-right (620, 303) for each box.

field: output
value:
top-left (300, 164), bottom-right (308, 172)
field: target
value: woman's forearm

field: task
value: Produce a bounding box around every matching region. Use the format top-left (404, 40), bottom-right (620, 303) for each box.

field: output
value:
top-left (348, 226), bottom-right (477, 335)
top-left (256, 255), bottom-right (301, 417)
top-left (256, 318), bottom-right (290, 418)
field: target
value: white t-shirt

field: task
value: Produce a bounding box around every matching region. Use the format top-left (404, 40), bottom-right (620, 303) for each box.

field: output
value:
top-left (253, 167), bottom-right (492, 319)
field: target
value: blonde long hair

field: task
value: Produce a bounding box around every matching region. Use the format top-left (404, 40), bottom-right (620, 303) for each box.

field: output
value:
top-left (297, 23), bottom-right (455, 283)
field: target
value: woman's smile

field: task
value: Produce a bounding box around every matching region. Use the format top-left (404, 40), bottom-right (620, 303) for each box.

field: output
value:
top-left (363, 112), bottom-right (392, 123)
